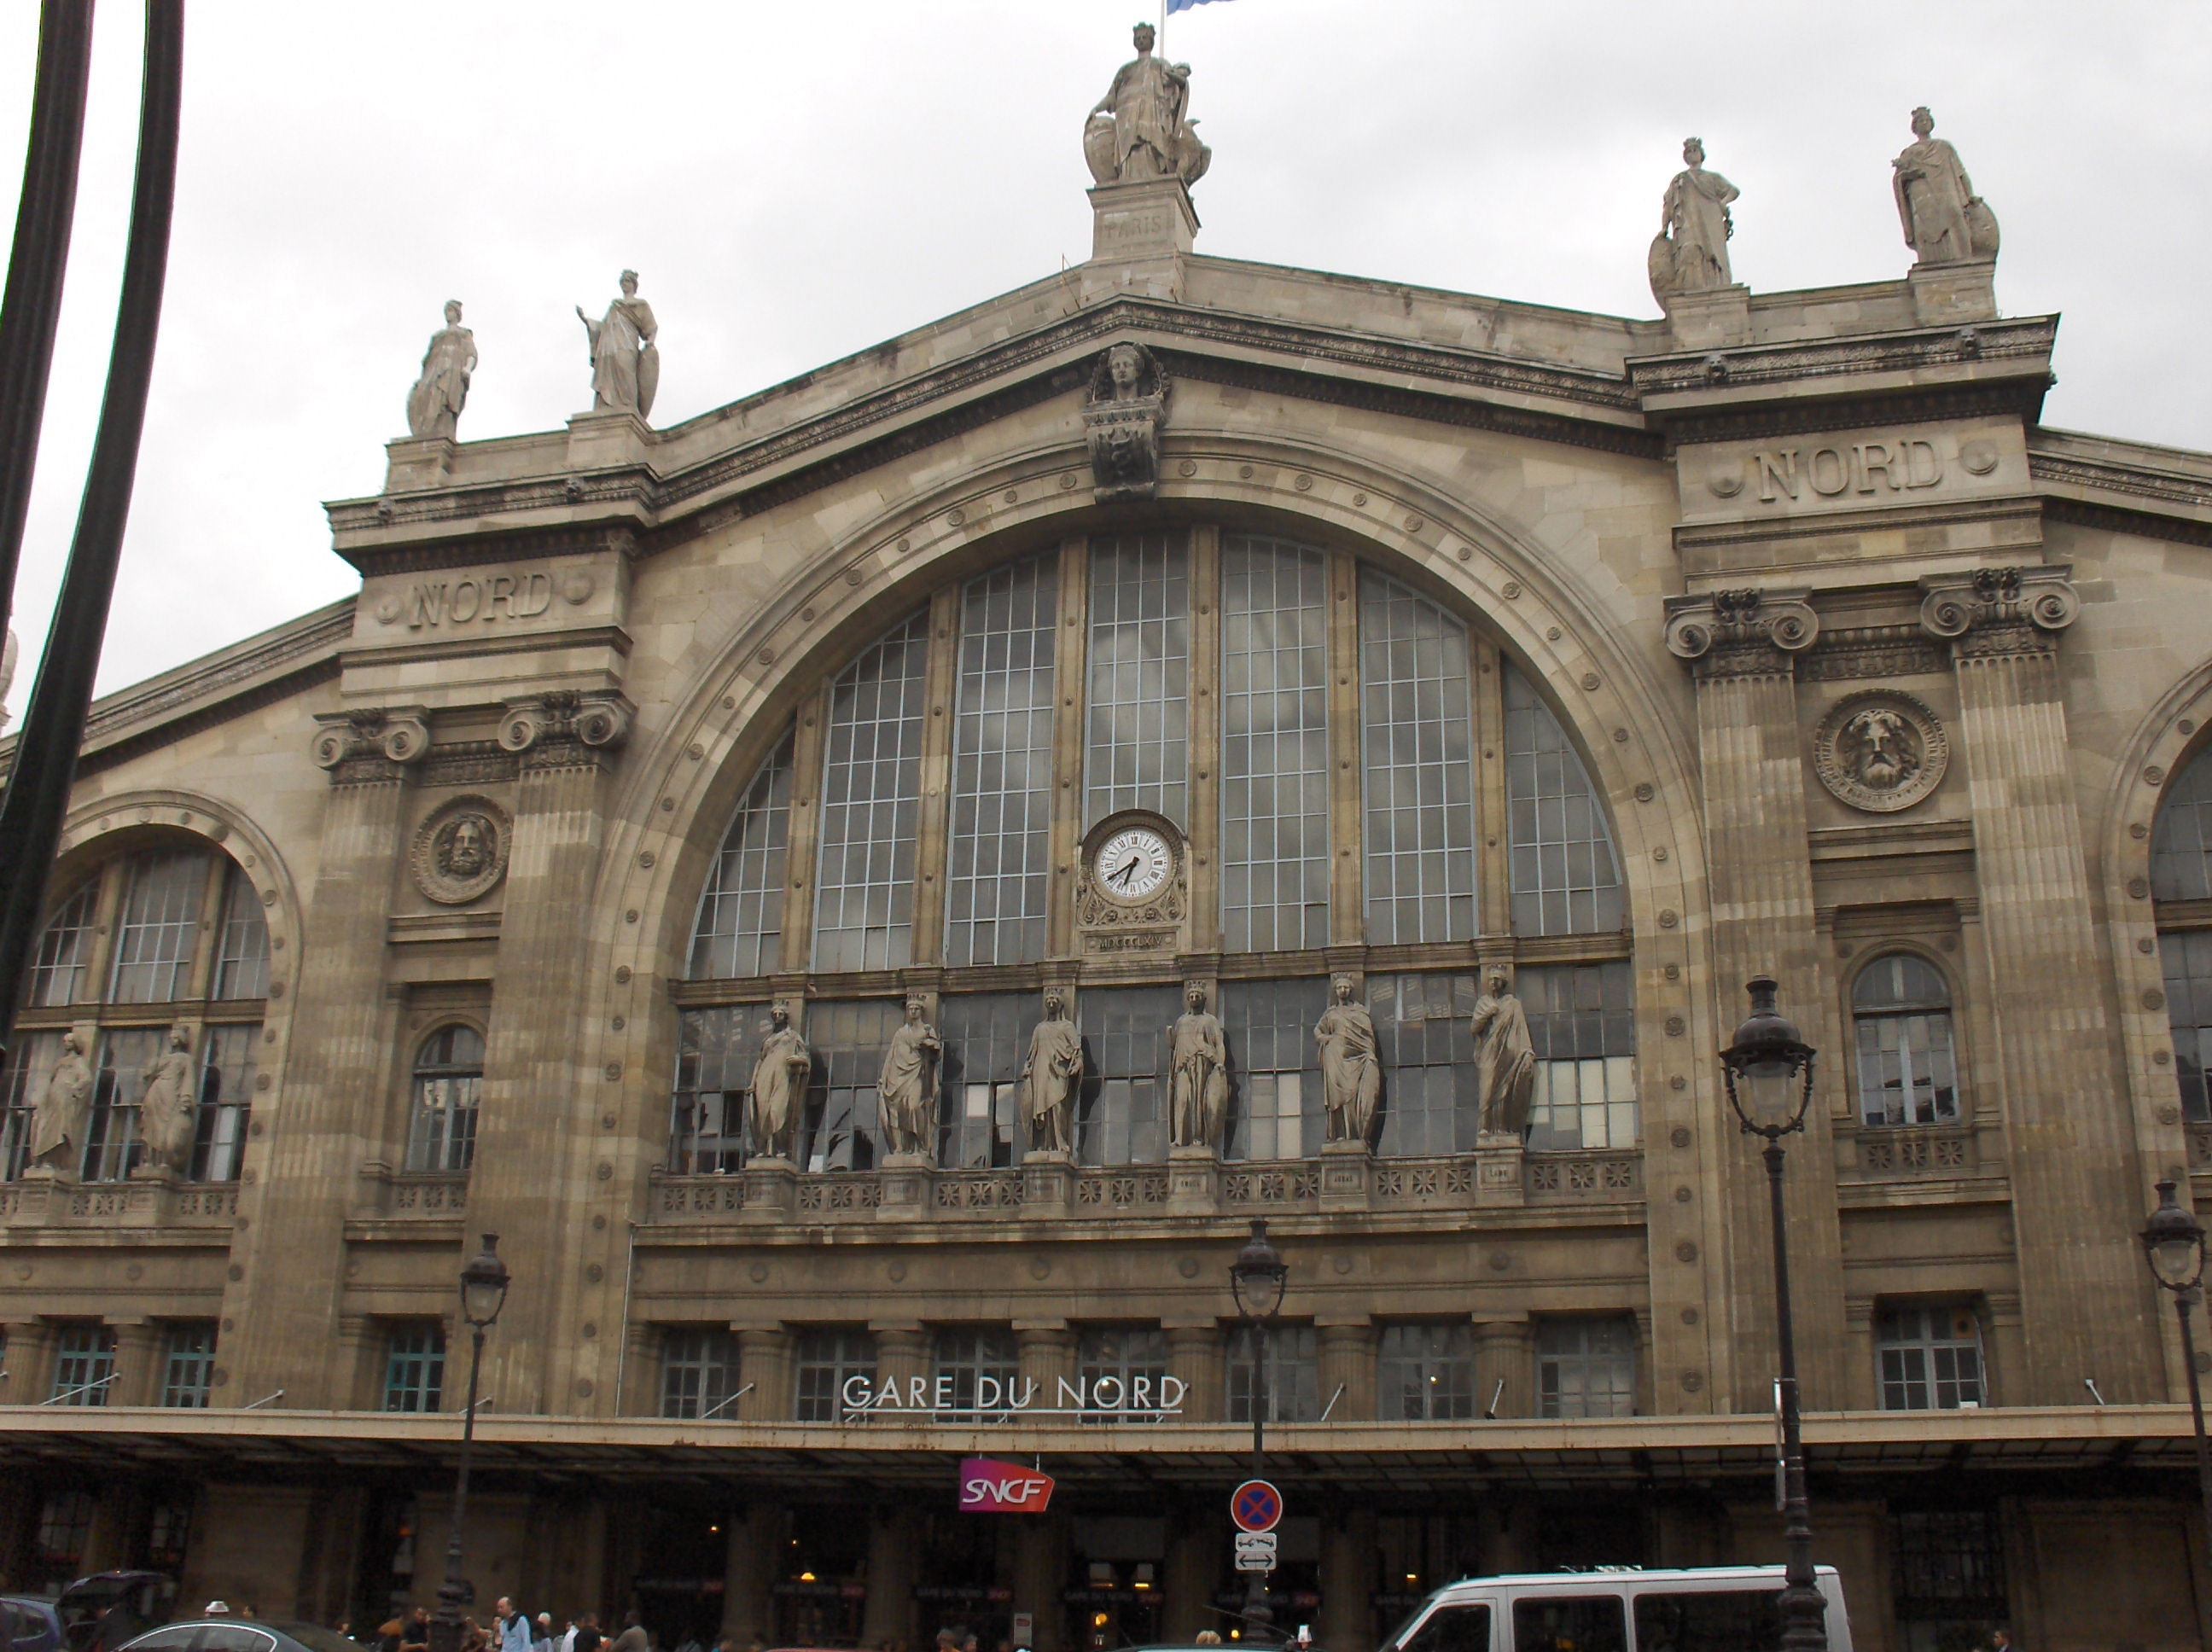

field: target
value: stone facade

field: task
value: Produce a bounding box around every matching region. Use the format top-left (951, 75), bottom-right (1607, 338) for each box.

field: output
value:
top-left (3, 150), bottom-right (2212, 1652)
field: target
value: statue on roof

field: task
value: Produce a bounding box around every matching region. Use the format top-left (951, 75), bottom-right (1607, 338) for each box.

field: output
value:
top-left (1085, 22), bottom-right (1210, 190)
top-left (405, 300), bottom-right (476, 440)
top-left (577, 270), bottom-right (660, 421)
top-left (1893, 108), bottom-right (2000, 266)
top-left (1650, 137), bottom-right (1739, 305)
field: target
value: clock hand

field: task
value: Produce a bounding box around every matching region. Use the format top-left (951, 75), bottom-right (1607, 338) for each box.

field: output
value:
top-left (1109, 855), bottom-right (1140, 887)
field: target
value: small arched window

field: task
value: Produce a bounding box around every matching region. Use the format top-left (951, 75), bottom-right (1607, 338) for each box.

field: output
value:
top-left (1852, 955), bottom-right (1960, 1127)
top-left (2152, 746), bottom-right (2212, 901)
top-left (405, 1025), bottom-right (485, 1172)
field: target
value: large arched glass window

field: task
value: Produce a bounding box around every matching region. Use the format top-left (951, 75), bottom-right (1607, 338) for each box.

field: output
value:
top-left (674, 530), bottom-right (1634, 1171)
top-left (1852, 955), bottom-right (1960, 1126)
top-left (2154, 746), bottom-right (2212, 1121)
top-left (405, 1025), bottom-right (484, 1172)
top-left (0, 841), bottom-right (267, 1183)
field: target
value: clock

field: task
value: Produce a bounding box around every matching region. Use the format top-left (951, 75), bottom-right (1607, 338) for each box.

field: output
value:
top-left (1093, 825), bottom-right (1173, 904)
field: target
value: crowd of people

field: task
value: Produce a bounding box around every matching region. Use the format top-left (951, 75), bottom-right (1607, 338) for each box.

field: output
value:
top-left (370, 1603), bottom-right (695, 1652)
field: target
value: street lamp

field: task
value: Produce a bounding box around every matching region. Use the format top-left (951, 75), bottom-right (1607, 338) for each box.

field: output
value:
top-left (2139, 1180), bottom-right (2212, 1574)
top-left (1229, 1219), bottom-right (1289, 1647)
top-left (430, 1234), bottom-right (511, 1652)
top-left (1718, 978), bottom-right (1827, 1652)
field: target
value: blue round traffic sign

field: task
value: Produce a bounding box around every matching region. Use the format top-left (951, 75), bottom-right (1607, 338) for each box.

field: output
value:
top-left (1231, 1478), bottom-right (1284, 1533)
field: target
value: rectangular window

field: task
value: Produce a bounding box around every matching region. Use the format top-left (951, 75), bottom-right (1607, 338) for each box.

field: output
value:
top-left (933, 1327), bottom-right (1022, 1415)
top-left (1521, 962), bottom-right (1638, 1150)
top-left (1890, 1509), bottom-right (2009, 1633)
top-left (1222, 978), bottom-right (1326, 1161)
top-left (937, 992), bottom-right (1033, 1169)
top-left (690, 732), bottom-right (793, 980)
top-left (1396, 1603), bottom-right (1491, 1652)
top-left (212, 863), bottom-right (270, 1001)
top-left (27, 882), bottom-right (96, 1008)
top-left (108, 851), bottom-right (211, 1004)
top-left (1076, 1326), bottom-right (1171, 1418)
top-left (160, 1323), bottom-right (218, 1408)
top-left (794, 1328), bottom-right (876, 1422)
top-left (192, 1024), bottom-right (257, 1182)
top-left (2161, 930), bottom-right (2212, 1124)
top-left (1536, 1317), bottom-right (1637, 1418)
top-left (84, 1027), bottom-right (166, 1182)
top-left (35, 1491), bottom-right (94, 1574)
top-left (1377, 1323), bottom-right (1475, 1421)
top-left (1855, 1015), bottom-right (1961, 1126)
top-left (1369, 974), bottom-right (1479, 1157)
top-left (383, 1322), bottom-right (446, 1413)
top-left (49, 1324), bottom-right (116, 1406)
top-left (1076, 985), bottom-right (1178, 1166)
top-left (405, 1029), bottom-right (482, 1175)
top-left (1878, 1305), bottom-right (1984, 1411)
top-left (0, 1030), bottom-right (66, 1182)
top-left (1633, 1592), bottom-right (1784, 1652)
top-left (802, 999), bottom-right (906, 1172)
top-left (1086, 531), bottom-right (1190, 826)
top-left (669, 1005), bottom-right (765, 1174)
top-left (813, 612), bottom-right (929, 972)
top-left (1504, 665), bottom-right (1623, 937)
top-left (1228, 1323), bottom-right (1320, 1423)
top-left (948, 555), bottom-right (1059, 967)
top-left (1221, 537), bottom-right (1330, 951)
top-left (660, 1328), bottom-right (742, 1420)
top-left (1359, 569), bottom-right (1476, 945)
top-left (1512, 1597), bottom-right (1626, 1652)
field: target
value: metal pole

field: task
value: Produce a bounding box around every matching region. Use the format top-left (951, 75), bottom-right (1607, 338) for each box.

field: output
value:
top-left (1765, 1141), bottom-right (1828, 1650)
top-left (2177, 1289), bottom-right (2212, 1579)
top-left (1240, 1313), bottom-right (1274, 1646)
top-left (431, 1323), bottom-right (488, 1652)
top-left (0, 0), bottom-right (183, 1052)
top-left (0, 0), bottom-right (96, 651)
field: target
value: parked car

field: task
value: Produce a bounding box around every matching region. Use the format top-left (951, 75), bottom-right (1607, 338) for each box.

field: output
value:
top-left (118, 1622), bottom-right (362, 1652)
top-left (1382, 1566), bottom-right (1855, 1652)
top-left (2, 1598), bottom-right (65, 1652)
top-left (55, 1574), bottom-right (176, 1652)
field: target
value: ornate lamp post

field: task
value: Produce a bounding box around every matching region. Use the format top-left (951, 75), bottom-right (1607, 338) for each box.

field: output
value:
top-left (429, 1234), bottom-right (511, 1652)
top-left (1718, 978), bottom-right (1828, 1652)
top-left (1228, 1219), bottom-right (1289, 1646)
top-left (2139, 1181), bottom-right (2212, 1573)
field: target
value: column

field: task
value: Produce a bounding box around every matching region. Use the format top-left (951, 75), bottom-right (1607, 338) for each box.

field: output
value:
top-left (1662, 593), bottom-right (1849, 1414)
top-left (1165, 1323), bottom-right (1222, 1422)
top-left (1189, 525), bottom-right (1221, 951)
top-left (1, 1319), bottom-right (55, 1405)
top-left (909, 587), bottom-right (963, 962)
top-left (1841, 1298), bottom-right (1877, 1412)
top-left (1161, 1498), bottom-right (1222, 1642)
top-left (1316, 1510), bottom-right (1374, 1652)
top-left (226, 709), bottom-right (426, 1405)
top-left (720, 1502), bottom-right (783, 1643)
top-left (110, 1319), bottom-right (163, 1407)
top-left (1471, 1317), bottom-right (1532, 1420)
top-left (1012, 1511), bottom-right (1070, 1652)
top-left (472, 694), bottom-right (632, 1416)
top-left (1922, 570), bottom-right (2163, 1399)
top-left (736, 1325), bottom-right (794, 1421)
top-left (1017, 1322), bottom-right (1075, 1405)
top-left (1317, 1319), bottom-right (1373, 1422)
top-left (1045, 539), bottom-right (1089, 959)
top-left (1984, 1291), bottom-right (2027, 1407)
top-left (873, 1323), bottom-right (931, 1407)
top-left (860, 1507), bottom-right (920, 1646)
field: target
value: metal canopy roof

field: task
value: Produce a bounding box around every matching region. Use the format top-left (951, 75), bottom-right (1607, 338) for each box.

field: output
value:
top-left (0, 1405), bottom-right (2195, 1495)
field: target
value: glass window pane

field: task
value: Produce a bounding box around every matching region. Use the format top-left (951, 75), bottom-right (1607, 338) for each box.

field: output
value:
top-left (212, 862), bottom-right (270, 1000)
top-left (660, 1327), bottom-right (742, 1419)
top-left (949, 556), bottom-right (1058, 966)
top-left (814, 614), bottom-right (930, 972)
top-left (2154, 747), bottom-right (2212, 900)
top-left (800, 999), bottom-right (907, 1172)
top-left (1503, 666), bottom-right (1622, 938)
top-left (1360, 572), bottom-right (1475, 944)
top-left (161, 1322), bottom-right (218, 1408)
top-left (108, 852), bottom-right (212, 1003)
top-left (192, 1023), bottom-right (258, 1182)
top-left (690, 731), bottom-right (794, 979)
top-left (1222, 978), bottom-right (1328, 1161)
top-left (49, 1324), bottom-right (116, 1406)
top-left (1534, 1317), bottom-right (1638, 1418)
top-left (1852, 956), bottom-right (1961, 1128)
top-left (383, 1322), bottom-right (445, 1412)
top-left (405, 1025), bottom-right (484, 1173)
top-left (0, 1030), bottom-right (67, 1181)
top-left (937, 993), bottom-right (1033, 1169)
top-left (794, 1328), bottom-right (876, 1422)
top-left (1222, 538), bottom-right (1330, 951)
top-left (1086, 532), bottom-right (1190, 826)
top-left (1077, 986), bottom-right (1179, 1166)
top-left (1877, 1305), bottom-right (1984, 1410)
top-left (26, 881), bottom-right (97, 1008)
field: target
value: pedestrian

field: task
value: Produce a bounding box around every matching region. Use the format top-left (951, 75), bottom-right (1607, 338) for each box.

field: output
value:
top-left (609, 1612), bottom-right (649, 1652)
top-left (558, 1623), bottom-right (578, 1652)
top-left (1991, 1632), bottom-right (2013, 1652)
top-left (378, 1615), bottom-right (406, 1652)
top-left (573, 1614), bottom-right (604, 1652)
top-left (498, 1599), bottom-right (533, 1652)
top-left (402, 1610), bottom-right (432, 1652)
top-left (534, 1615), bottom-right (555, 1652)
top-left (1196, 1635), bottom-right (1222, 1647)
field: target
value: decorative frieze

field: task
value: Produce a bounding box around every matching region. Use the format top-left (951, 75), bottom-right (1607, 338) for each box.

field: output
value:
top-left (1662, 588), bottom-right (1820, 678)
top-left (1800, 626), bottom-right (1947, 683)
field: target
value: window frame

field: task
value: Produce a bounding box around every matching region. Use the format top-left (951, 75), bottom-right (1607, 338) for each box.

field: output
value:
top-left (1877, 1301), bottom-right (1987, 1411)
top-left (1849, 951), bottom-right (1965, 1129)
top-left (404, 1021), bottom-right (486, 1174)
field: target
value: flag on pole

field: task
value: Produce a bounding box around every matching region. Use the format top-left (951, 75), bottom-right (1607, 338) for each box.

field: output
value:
top-left (1167, 0), bottom-right (1237, 11)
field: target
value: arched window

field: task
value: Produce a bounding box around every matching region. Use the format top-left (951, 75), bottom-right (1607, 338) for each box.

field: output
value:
top-left (405, 1025), bottom-right (484, 1172)
top-left (0, 841), bottom-right (268, 1183)
top-left (675, 531), bottom-right (1637, 1171)
top-left (2153, 747), bottom-right (2212, 1123)
top-left (1852, 955), bottom-right (1960, 1126)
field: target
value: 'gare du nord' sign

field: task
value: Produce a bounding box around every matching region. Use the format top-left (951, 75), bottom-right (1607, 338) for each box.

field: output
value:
top-left (837, 1372), bottom-right (1190, 1420)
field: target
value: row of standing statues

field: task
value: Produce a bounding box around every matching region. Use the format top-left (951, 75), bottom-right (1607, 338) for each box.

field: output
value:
top-left (24, 1027), bottom-right (196, 1181)
top-left (402, 271), bottom-right (657, 440)
top-left (740, 974), bottom-right (1538, 1166)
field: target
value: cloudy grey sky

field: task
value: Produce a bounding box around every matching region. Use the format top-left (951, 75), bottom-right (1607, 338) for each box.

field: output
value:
top-left (0, 0), bottom-right (2206, 710)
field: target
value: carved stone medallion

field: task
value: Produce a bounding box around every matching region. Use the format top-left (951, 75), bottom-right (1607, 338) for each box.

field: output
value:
top-left (1813, 690), bottom-right (1948, 813)
top-left (411, 795), bottom-right (511, 904)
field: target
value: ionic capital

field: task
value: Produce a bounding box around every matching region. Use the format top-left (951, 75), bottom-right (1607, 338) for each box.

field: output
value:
top-left (498, 690), bottom-right (634, 759)
top-left (1663, 588), bottom-right (1819, 679)
top-left (1919, 567), bottom-right (2078, 658)
top-left (310, 706), bottom-right (431, 776)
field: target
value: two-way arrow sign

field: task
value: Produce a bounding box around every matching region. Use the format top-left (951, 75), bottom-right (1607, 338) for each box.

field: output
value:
top-left (1233, 1531), bottom-right (1278, 1573)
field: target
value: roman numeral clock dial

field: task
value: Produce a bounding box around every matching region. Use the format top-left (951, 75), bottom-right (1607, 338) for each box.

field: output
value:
top-left (1093, 826), bottom-right (1173, 904)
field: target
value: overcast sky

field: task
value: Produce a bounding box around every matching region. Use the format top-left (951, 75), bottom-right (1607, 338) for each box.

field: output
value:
top-left (0, 0), bottom-right (2206, 712)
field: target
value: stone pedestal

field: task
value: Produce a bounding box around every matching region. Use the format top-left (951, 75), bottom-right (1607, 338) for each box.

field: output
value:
top-left (741, 1156), bottom-right (799, 1224)
top-left (1021, 1149), bottom-right (1077, 1214)
top-left (876, 1152), bottom-right (934, 1219)
top-left (1663, 283), bottom-right (1752, 350)
top-left (382, 434), bottom-right (455, 492)
top-left (563, 409), bottom-right (654, 472)
top-left (1166, 1143), bottom-right (1222, 1216)
top-left (1318, 1137), bottom-right (1372, 1212)
top-left (6, 1169), bottom-right (65, 1227)
top-left (1907, 258), bottom-right (1999, 327)
top-left (1473, 1134), bottom-right (1526, 1207)
top-left (1082, 177), bottom-right (1196, 303)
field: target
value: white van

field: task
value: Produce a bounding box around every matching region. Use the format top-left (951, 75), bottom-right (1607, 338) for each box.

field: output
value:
top-left (1381, 1565), bottom-right (1854, 1652)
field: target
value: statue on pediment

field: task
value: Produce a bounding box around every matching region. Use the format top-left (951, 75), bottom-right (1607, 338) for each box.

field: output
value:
top-left (1650, 137), bottom-right (1739, 305)
top-left (138, 1027), bottom-right (195, 1175)
top-left (1316, 974), bottom-right (1381, 1147)
top-left (1893, 108), bottom-right (1999, 265)
top-left (748, 1002), bottom-right (809, 1161)
top-left (405, 300), bottom-right (476, 439)
top-left (877, 998), bottom-right (942, 1159)
top-left (29, 1029), bottom-right (93, 1177)
top-left (577, 270), bottom-right (659, 421)
top-left (1022, 990), bottom-right (1082, 1154)
top-left (1471, 969), bottom-right (1536, 1138)
top-left (1169, 982), bottom-right (1228, 1150)
top-left (1085, 342), bottom-right (1171, 501)
top-left (1085, 22), bottom-right (1210, 189)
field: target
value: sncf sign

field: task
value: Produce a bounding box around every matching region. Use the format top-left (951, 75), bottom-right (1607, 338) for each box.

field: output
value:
top-left (959, 1457), bottom-right (1056, 1514)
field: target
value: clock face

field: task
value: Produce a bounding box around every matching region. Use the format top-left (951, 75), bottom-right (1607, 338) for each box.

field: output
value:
top-left (1094, 827), bottom-right (1173, 904)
